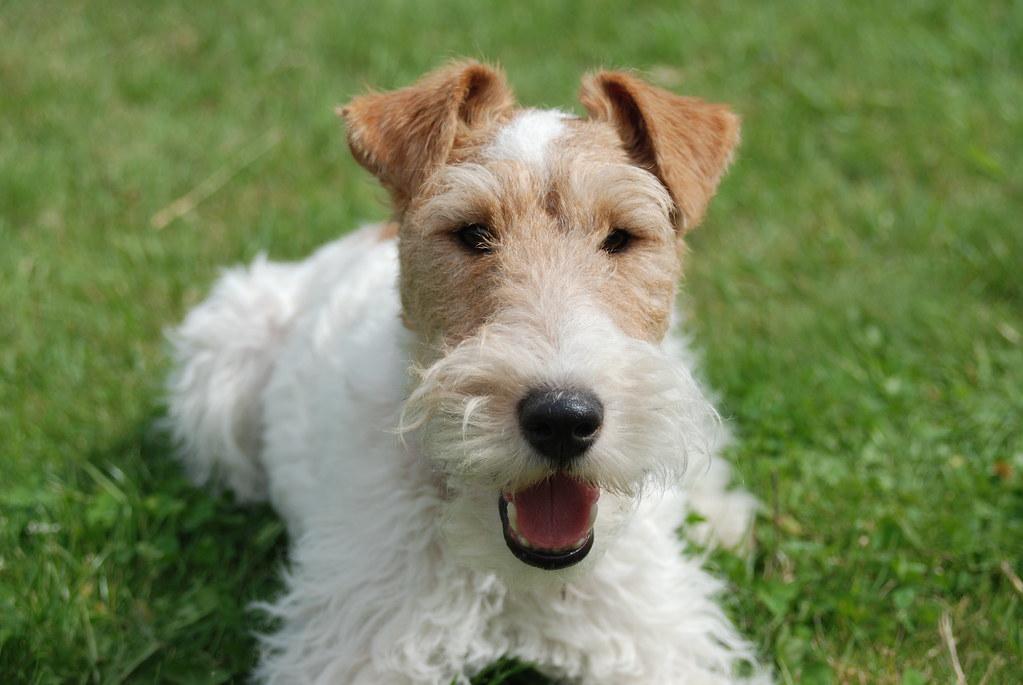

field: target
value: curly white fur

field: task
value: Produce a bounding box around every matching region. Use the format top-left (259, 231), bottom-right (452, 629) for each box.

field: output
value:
top-left (166, 224), bottom-right (768, 684)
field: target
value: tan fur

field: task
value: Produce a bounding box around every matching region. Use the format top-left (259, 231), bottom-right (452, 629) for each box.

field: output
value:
top-left (580, 70), bottom-right (740, 229)
top-left (376, 221), bottom-right (399, 242)
top-left (341, 61), bottom-right (514, 209)
top-left (341, 61), bottom-right (738, 353)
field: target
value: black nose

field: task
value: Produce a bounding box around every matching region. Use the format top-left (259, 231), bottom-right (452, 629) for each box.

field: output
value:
top-left (517, 387), bottom-right (604, 466)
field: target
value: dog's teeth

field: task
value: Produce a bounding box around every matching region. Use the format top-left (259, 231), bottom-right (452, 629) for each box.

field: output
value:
top-left (504, 502), bottom-right (533, 548)
top-left (588, 501), bottom-right (599, 528)
top-left (506, 501), bottom-right (519, 533)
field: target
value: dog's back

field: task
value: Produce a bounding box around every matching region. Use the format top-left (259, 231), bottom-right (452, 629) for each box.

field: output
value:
top-left (165, 223), bottom-right (400, 513)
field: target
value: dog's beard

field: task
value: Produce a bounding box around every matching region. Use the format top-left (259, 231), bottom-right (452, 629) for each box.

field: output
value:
top-left (401, 305), bottom-right (719, 506)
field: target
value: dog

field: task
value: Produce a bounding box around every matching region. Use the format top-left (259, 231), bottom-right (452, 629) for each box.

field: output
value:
top-left (166, 61), bottom-right (768, 684)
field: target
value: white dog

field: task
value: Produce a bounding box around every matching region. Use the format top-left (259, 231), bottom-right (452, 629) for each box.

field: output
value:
top-left (167, 61), bottom-right (768, 684)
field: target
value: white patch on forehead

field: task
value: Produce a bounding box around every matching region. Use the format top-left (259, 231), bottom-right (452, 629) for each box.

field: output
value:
top-left (485, 109), bottom-right (571, 169)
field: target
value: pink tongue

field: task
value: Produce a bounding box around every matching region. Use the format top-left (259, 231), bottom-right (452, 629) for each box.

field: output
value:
top-left (510, 473), bottom-right (599, 550)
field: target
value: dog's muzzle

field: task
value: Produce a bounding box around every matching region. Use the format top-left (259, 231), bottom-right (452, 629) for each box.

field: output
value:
top-left (498, 472), bottom-right (599, 570)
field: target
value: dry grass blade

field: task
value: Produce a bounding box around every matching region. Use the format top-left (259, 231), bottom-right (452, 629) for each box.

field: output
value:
top-left (939, 611), bottom-right (967, 685)
top-left (151, 129), bottom-right (283, 230)
top-left (1000, 560), bottom-right (1023, 596)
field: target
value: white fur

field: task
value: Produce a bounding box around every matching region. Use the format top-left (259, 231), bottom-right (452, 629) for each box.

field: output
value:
top-left (166, 223), bottom-right (769, 684)
top-left (486, 109), bottom-right (570, 170)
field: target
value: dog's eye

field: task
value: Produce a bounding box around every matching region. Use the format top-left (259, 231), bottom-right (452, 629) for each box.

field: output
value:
top-left (455, 223), bottom-right (495, 254)
top-left (601, 228), bottom-right (633, 254)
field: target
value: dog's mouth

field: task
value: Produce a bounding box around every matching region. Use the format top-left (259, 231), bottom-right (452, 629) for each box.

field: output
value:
top-left (498, 472), bottom-right (599, 570)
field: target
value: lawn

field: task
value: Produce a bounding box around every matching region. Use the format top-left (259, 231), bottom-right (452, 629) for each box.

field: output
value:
top-left (2, 0), bottom-right (1021, 682)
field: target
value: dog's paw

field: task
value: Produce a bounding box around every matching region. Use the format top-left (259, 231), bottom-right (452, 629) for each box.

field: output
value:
top-left (686, 456), bottom-right (759, 551)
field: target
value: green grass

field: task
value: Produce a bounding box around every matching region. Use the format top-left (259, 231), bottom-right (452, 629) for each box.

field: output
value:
top-left (2, 0), bottom-right (1021, 682)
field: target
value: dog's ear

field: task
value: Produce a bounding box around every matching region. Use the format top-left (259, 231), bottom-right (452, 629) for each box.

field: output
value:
top-left (340, 61), bottom-right (514, 208)
top-left (580, 71), bottom-right (740, 231)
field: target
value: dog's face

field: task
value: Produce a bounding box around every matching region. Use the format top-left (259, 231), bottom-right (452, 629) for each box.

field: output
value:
top-left (343, 62), bottom-right (739, 579)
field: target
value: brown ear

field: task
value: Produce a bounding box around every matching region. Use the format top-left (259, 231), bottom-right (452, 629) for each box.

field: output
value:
top-left (580, 71), bottom-right (740, 230)
top-left (340, 61), bottom-right (514, 208)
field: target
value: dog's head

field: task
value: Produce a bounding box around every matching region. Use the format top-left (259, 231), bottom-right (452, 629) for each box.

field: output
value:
top-left (342, 61), bottom-right (739, 579)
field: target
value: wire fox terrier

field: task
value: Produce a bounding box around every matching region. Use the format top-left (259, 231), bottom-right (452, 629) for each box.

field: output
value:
top-left (167, 61), bottom-right (768, 684)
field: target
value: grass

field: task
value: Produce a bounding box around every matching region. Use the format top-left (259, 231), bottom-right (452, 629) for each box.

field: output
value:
top-left (1, 0), bottom-right (1021, 682)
